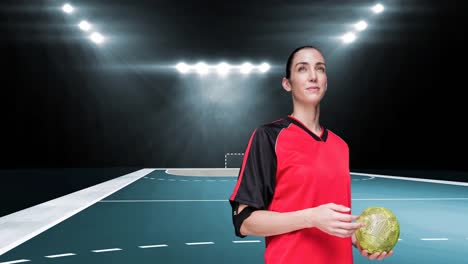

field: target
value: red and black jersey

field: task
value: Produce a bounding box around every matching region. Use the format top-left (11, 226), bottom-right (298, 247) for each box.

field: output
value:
top-left (230, 115), bottom-right (352, 264)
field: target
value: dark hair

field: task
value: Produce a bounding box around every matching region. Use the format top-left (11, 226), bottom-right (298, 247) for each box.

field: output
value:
top-left (285, 45), bottom-right (323, 79)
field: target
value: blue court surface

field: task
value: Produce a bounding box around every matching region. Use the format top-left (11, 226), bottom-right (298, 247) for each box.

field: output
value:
top-left (1, 169), bottom-right (467, 264)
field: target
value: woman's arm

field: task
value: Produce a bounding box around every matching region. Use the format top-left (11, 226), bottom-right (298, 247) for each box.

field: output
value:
top-left (238, 203), bottom-right (364, 238)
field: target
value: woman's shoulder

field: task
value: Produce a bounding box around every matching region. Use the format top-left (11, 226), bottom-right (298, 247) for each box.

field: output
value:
top-left (248, 117), bottom-right (290, 138)
top-left (258, 117), bottom-right (291, 131)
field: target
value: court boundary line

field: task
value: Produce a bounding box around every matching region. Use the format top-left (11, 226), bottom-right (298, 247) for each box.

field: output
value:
top-left (99, 198), bottom-right (468, 202)
top-left (156, 168), bottom-right (468, 186)
top-left (351, 172), bottom-right (468, 187)
top-left (0, 169), bottom-right (154, 256)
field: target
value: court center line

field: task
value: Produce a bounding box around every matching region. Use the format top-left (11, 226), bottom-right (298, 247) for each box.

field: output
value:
top-left (139, 244), bottom-right (168, 249)
top-left (420, 238), bottom-right (448, 241)
top-left (44, 253), bottom-right (76, 258)
top-left (185, 242), bottom-right (214, 246)
top-left (0, 260), bottom-right (30, 264)
top-left (92, 248), bottom-right (122, 253)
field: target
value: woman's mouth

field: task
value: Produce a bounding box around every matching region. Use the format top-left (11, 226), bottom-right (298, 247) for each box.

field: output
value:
top-left (306, 86), bottom-right (319, 91)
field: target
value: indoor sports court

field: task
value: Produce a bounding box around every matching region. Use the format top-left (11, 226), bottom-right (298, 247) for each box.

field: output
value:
top-left (1, 168), bottom-right (467, 264)
top-left (2, 0), bottom-right (467, 263)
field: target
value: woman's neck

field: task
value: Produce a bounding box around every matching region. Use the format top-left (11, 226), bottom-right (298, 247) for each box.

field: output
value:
top-left (291, 104), bottom-right (322, 135)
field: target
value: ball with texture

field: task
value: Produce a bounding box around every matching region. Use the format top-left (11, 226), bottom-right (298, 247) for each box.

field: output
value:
top-left (355, 206), bottom-right (399, 254)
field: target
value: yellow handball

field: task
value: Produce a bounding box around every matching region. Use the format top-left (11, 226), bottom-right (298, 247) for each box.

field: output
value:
top-left (355, 206), bottom-right (400, 254)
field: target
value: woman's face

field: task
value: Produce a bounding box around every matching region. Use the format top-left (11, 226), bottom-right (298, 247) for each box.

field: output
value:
top-left (282, 48), bottom-right (327, 106)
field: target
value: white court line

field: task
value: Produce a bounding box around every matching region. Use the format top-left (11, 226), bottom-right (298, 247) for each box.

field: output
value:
top-left (185, 242), bottom-right (214, 246)
top-left (139, 244), bottom-right (168, 249)
top-left (157, 179), bottom-right (165, 181)
top-left (420, 238), bottom-right (448, 241)
top-left (100, 200), bottom-right (227, 202)
top-left (45, 253), bottom-right (76, 258)
top-left (206, 180), bottom-right (216, 182)
top-left (0, 260), bottom-right (30, 264)
top-left (160, 168), bottom-right (468, 186)
top-left (92, 248), bottom-right (122, 253)
top-left (233, 240), bottom-right (261, 243)
top-left (179, 180), bottom-right (189, 182)
top-left (100, 198), bottom-right (468, 203)
top-left (167, 179), bottom-right (176, 181)
top-left (0, 169), bottom-right (155, 256)
top-left (354, 198), bottom-right (468, 201)
top-left (352, 172), bottom-right (468, 187)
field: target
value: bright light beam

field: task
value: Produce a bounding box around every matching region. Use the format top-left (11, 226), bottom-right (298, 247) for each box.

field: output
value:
top-left (62, 3), bottom-right (74, 14)
top-left (78, 20), bottom-right (92, 31)
top-left (240, 62), bottom-right (254, 74)
top-left (90, 32), bottom-right (104, 44)
top-left (216, 62), bottom-right (230, 76)
top-left (372, 3), bottom-right (384, 14)
top-left (258, 63), bottom-right (270, 73)
top-left (342, 32), bottom-right (356, 44)
top-left (354, 20), bottom-right (368, 31)
top-left (176, 62), bottom-right (190, 74)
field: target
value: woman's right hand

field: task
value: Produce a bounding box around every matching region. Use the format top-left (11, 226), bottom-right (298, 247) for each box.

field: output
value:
top-left (301, 203), bottom-right (364, 238)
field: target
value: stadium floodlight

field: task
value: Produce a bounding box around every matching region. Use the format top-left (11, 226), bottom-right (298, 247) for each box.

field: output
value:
top-left (62, 3), bottom-right (74, 14)
top-left (174, 62), bottom-right (272, 74)
top-left (342, 32), bottom-right (356, 44)
top-left (90, 32), bottom-right (104, 44)
top-left (216, 62), bottom-right (230, 75)
top-left (240, 62), bottom-right (254, 74)
top-left (372, 3), bottom-right (384, 14)
top-left (354, 20), bottom-right (368, 31)
top-left (176, 62), bottom-right (190, 74)
top-left (78, 20), bottom-right (92, 31)
top-left (258, 63), bottom-right (270, 73)
top-left (195, 62), bottom-right (209, 75)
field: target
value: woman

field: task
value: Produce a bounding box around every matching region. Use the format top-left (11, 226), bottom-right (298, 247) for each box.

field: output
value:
top-left (229, 45), bottom-right (394, 263)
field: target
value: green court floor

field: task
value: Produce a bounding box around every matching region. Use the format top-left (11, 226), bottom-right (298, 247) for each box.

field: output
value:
top-left (1, 170), bottom-right (467, 264)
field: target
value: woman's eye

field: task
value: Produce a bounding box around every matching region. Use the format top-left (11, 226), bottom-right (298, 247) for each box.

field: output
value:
top-left (317, 67), bottom-right (325, 72)
top-left (298, 66), bottom-right (306, 71)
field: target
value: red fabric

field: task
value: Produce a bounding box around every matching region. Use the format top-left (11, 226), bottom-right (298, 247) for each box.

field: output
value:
top-left (230, 116), bottom-right (353, 264)
top-left (265, 122), bottom-right (352, 264)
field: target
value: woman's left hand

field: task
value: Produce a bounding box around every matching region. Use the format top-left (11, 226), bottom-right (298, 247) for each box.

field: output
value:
top-left (352, 233), bottom-right (394, 260)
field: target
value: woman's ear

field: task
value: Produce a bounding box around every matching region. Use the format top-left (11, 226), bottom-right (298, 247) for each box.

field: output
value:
top-left (282, 77), bottom-right (292, 92)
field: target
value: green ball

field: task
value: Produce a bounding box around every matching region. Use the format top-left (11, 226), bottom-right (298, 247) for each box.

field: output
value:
top-left (355, 206), bottom-right (400, 254)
